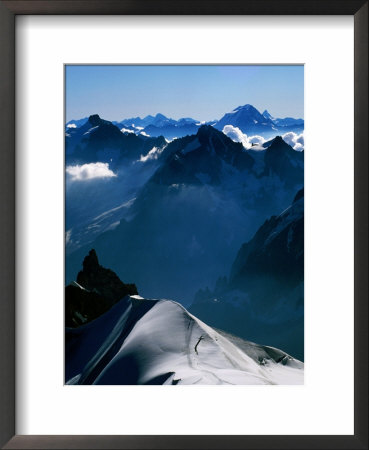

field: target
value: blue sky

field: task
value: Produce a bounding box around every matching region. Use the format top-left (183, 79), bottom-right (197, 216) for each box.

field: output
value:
top-left (66, 65), bottom-right (304, 123)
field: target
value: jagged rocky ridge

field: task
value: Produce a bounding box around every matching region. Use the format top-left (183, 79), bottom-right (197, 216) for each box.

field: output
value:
top-left (65, 249), bottom-right (137, 327)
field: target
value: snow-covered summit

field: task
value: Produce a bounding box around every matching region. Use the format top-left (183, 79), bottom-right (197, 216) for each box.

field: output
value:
top-left (215, 104), bottom-right (274, 136)
top-left (66, 295), bottom-right (303, 385)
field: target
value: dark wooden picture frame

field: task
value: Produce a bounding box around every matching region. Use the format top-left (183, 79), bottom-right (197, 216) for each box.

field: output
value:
top-left (0, 1), bottom-right (367, 449)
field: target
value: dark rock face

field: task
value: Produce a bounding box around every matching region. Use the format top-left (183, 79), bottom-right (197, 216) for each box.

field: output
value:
top-left (263, 136), bottom-right (304, 187)
top-left (65, 285), bottom-right (113, 327)
top-left (230, 189), bottom-right (304, 289)
top-left (151, 125), bottom-right (254, 188)
top-left (76, 249), bottom-right (138, 303)
top-left (66, 249), bottom-right (138, 328)
top-left (293, 187), bottom-right (304, 203)
top-left (88, 114), bottom-right (104, 127)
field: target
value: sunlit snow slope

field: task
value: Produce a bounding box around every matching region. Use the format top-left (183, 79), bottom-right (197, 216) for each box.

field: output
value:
top-left (66, 295), bottom-right (303, 385)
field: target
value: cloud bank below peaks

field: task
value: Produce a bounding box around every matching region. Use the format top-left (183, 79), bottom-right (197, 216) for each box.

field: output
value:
top-left (223, 125), bottom-right (304, 151)
top-left (66, 162), bottom-right (117, 181)
top-left (222, 125), bottom-right (266, 149)
top-left (281, 132), bottom-right (304, 151)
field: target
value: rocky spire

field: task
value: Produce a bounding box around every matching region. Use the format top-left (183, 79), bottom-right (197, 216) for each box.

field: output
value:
top-left (77, 249), bottom-right (138, 303)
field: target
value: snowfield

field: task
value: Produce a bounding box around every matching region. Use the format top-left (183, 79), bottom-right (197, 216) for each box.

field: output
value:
top-left (66, 296), bottom-right (303, 385)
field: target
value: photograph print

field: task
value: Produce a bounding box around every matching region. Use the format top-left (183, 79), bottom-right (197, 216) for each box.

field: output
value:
top-left (65, 65), bottom-right (304, 385)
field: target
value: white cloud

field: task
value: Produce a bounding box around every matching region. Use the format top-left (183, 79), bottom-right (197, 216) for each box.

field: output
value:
top-left (248, 135), bottom-right (266, 146)
top-left (222, 125), bottom-right (266, 150)
top-left (140, 131), bottom-right (150, 137)
top-left (282, 132), bottom-right (304, 151)
top-left (139, 146), bottom-right (164, 163)
top-left (222, 125), bottom-right (248, 147)
top-left (120, 127), bottom-right (134, 134)
top-left (293, 142), bottom-right (304, 151)
top-left (223, 125), bottom-right (304, 152)
top-left (67, 123), bottom-right (77, 128)
top-left (66, 162), bottom-right (117, 181)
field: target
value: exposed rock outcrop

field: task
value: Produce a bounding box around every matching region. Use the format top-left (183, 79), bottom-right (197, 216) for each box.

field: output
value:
top-left (66, 249), bottom-right (138, 327)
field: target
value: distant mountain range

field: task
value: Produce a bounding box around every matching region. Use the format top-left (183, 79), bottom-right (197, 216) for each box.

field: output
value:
top-left (66, 114), bottom-right (167, 168)
top-left (66, 104), bottom-right (303, 141)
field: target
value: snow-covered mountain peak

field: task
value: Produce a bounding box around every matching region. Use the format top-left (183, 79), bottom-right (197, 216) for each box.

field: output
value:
top-left (66, 295), bottom-right (303, 385)
top-left (215, 104), bottom-right (274, 136)
top-left (232, 104), bottom-right (264, 118)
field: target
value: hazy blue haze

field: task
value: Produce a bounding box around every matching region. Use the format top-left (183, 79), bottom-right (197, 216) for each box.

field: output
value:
top-left (66, 65), bottom-right (304, 123)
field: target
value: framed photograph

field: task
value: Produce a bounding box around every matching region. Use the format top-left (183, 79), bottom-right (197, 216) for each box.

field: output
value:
top-left (0, 1), bottom-right (367, 449)
top-left (64, 63), bottom-right (305, 387)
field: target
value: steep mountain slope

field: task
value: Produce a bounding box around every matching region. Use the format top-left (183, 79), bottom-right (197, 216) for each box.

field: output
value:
top-left (263, 135), bottom-right (303, 186)
top-left (262, 110), bottom-right (304, 131)
top-left (66, 295), bottom-right (303, 385)
top-left (190, 189), bottom-right (304, 360)
top-left (65, 115), bottom-right (169, 253)
top-left (232, 188), bottom-right (304, 288)
top-left (66, 158), bottom-right (162, 254)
